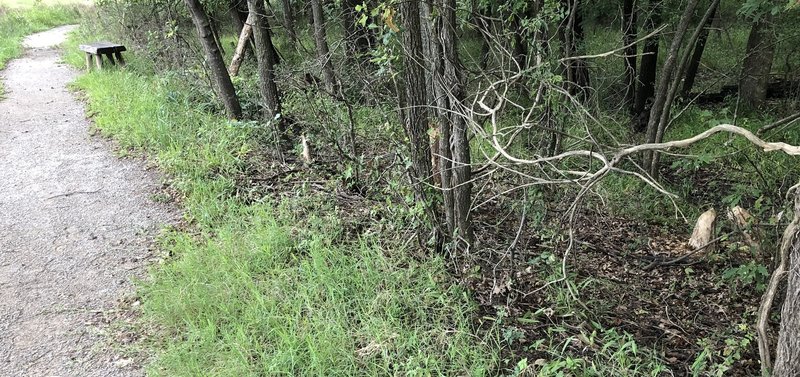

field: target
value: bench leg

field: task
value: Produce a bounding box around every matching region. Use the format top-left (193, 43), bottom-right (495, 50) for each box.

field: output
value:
top-left (84, 52), bottom-right (92, 71)
top-left (114, 52), bottom-right (125, 67)
top-left (94, 54), bottom-right (103, 69)
top-left (104, 52), bottom-right (116, 66)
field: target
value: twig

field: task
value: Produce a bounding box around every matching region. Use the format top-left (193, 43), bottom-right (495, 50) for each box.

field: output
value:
top-left (45, 190), bottom-right (101, 200)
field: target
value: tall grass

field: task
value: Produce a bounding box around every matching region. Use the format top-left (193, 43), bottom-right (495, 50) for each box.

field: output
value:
top-left (66, 25), bottom-right (498, 374)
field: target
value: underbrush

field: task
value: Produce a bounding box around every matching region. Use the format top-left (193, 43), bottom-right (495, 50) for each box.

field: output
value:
top-left (66, 29), bottom-right (498, 374)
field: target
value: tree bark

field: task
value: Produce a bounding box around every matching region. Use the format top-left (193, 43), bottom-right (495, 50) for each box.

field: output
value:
top-left (399, 0), bottom-right (435, 232)
top-left (740, 15), bottom-right (776, 109)
top-left (622, 0), bottom-right (637, 110)
top-left (311, 0), bottom-right (337, 93)
top-left (680, 2), bottom-right (717, 99)
top-left (440, 0), bottom-right (473, 247)
top-left (421, 1), bottom-right (454, 235)
top-left (247, 0), bottom-right (283, 127)
top-left (772, 191), bottom-right (800, 376)
top-left (632, 0), bottom-right (660, 132)
top-left (184, 0), bottom-right (242, 119)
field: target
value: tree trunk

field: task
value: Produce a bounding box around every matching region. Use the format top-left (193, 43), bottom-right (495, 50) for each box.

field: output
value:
top-left (642, 0), bottom-right (699, 174)
top-left (772, 191), bottom-right (800, 376)
top-left (311, 0), bottom-right (337, 93)
top-left (647, 0), bottom-right (718, 177)
top-left (229, 12), bottom-right (254, 76)
top-left (280, 0), bottom-right (298, 45)
top-left (440, 0), bottom-right (473, 247)
top-left (511, 14), bottom-right (528, 71)
top-left (184, 0), bottom-right (242, 119)
top-left (680, 2), bottom-right (717, 100)
top-left (560, 0), bottom-right (590, 98)
top-left (632, 0), bottom-right (660, 133)
top-left (740, 15), bottom-right (776, 109)
top-left (399, 0), bottom-right (435, 236)
top-left (622, 0), bottom-right (637, 110)
top-left (229, 0), bottom-right (247, 33)
top-left (421, 1), bottom-right (454, 236)
top-left (247, 0), bottom-right (283, 127)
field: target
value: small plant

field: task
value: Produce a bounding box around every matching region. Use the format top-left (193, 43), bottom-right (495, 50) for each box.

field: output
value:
top-left (721, 260), bottom-right (770, 293)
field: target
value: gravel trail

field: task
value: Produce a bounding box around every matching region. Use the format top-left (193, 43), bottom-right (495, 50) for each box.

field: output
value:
top-left (0, 25), bottom-right (176, 376)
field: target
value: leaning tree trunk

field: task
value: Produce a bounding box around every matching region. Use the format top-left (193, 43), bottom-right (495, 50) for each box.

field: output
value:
top-left (772, 191), bottom-right (800, 376)
top-left (642, 0), bottom-right (699, 175)
top-left (740, 14), bottom-right (776, 109)
top-left (229, 11), bottom-right (254, 76)
top-left (680, 2), bottom-right (717, 99)
top-left (310, 0), bottom-right (337, 93)
top-left (184, 0), bottom-right (242, 119)
top-left (632, 0), bottom-right (660, 133)
top-left (647, 0), bottom-right (718, 177)
top-left (247, 0), bottom-right (283, 127)
top-left (622, 0), bottom-right (637, 110)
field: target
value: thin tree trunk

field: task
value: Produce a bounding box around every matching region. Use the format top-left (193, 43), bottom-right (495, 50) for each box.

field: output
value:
top-left (560, 0), bottom-right (590, 98)
top-left (622, 0), bottom-right (637, 110)
top-left (740, 14), bottom-right (776, 109)
top-left (440, 0), bottom-right (473, 247)
top-left (247, 0), bottom-right (282, 127)
top-left (772, 191), bottom-right (800, 376)
top-left (229, 0), bottom-right (247, 33)
top-left (632, 0), bottom-right (660, 132)
top-left (648, 0), bottom-right (719, 176)
top-left (281, 0), bottom-right (297, 45)
top-left (229, 12), bottom-right (254, 76)
top-left (643, 0), bottom-right (699, 174)
top-left (311, 0), bottom-right (337, 93)
top-left (184, 0), bottom-right (242, 119)
top-left (680, 2), bottom-right (717, 99)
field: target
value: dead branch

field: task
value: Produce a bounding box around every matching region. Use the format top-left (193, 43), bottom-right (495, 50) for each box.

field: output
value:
top-left (756, 112), bottom-right (800, 135)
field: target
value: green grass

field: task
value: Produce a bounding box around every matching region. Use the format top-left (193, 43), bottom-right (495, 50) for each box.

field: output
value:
top-left (66, 26), bottom-right (498, 375)
top-left (0, 3), bottom-right (82, 94)
top-left (0, 0), bottom-right (90, 8)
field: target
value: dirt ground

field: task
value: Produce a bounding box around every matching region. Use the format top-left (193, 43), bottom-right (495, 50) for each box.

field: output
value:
top-left (0, 26), bottom-right (177, 376)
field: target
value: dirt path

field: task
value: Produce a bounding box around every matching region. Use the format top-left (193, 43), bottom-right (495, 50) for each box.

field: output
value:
top-left (0, 26), bottom-right (176, 376)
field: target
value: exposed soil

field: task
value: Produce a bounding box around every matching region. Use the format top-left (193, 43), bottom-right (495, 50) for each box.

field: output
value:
top-left (0, 26), bottom-right (177, 376)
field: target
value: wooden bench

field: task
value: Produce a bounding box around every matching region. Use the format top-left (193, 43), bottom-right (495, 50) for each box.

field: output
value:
top-left (78, 42), bottom-right (126, 70)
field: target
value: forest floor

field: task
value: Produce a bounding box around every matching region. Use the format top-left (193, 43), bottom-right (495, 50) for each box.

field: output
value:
top-left (0, 26), bottom-right (176, 376)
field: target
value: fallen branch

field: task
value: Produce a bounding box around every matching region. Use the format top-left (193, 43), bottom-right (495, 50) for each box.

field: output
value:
top-left (757, 112), bottom-right (800, 135)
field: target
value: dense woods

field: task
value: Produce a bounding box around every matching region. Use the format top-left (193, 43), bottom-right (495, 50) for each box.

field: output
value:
top-left (49, 0), bottom-right (800, 374)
